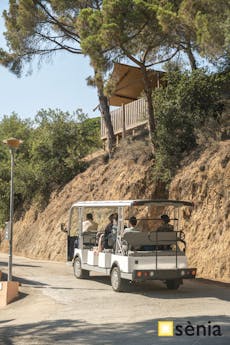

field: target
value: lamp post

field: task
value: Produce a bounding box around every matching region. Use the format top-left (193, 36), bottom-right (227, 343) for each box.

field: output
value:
top-left (3, 138), bottom-right (23, 281)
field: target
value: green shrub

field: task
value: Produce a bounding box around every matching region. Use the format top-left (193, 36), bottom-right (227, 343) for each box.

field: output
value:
top-left (0, 109), bottom-right (101, 225)
top-left (153, 70), bottom-right (225, 183)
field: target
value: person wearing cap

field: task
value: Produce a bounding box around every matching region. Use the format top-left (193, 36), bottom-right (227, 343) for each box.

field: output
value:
top-left (156, 214), bottom-right (174, 232)
top-left (82, 213), bottom-right (98, 232)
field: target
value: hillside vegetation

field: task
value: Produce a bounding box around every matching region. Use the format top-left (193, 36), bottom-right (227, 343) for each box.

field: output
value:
top-left (0, 109), bottom-right (101, 225)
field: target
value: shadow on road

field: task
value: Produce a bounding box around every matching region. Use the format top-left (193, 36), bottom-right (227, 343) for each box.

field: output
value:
top-left (196, 278), bottom-right (230, 289)
top-left (0, 315), bottom-right (229, 345)
top-left (86, 275), bottom-right (230, 302)
top-left (13, 292), bottom-right (28, 303)
top-left (0, 320), bottom-right (15, 324)
top-left (0, 261), bottom-right (41, 268)
top-left (0, 272), bottom-right (49, 288)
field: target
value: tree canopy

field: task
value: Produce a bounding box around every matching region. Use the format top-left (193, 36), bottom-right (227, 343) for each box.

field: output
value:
top-left (0, 0), bottom-right (82, 75)
top-left (100, 0), bottom-right (178, 145)
top-left (0, 109), bottom-right (101, 226)
top-left (0, 0), bottom-right (116, 153)
top-left (76, 0), bottom-right (229, 151)
top-left (156, 0), bottom-right (230, 68)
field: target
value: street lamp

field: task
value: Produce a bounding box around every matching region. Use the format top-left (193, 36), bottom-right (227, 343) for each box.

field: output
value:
top-left (3, 138), bottom-right (23, 281)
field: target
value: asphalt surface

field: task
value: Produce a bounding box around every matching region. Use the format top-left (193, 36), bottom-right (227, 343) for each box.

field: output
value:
top-left (0, 253), bottom-right (229, 345)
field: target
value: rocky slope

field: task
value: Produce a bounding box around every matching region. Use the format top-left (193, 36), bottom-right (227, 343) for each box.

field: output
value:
top-left (169, 140), bottom-right (230, 282)
top-left (0, 139), bottom-right (229, 282)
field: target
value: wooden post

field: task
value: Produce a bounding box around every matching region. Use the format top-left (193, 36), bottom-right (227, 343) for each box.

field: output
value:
top-left (157, 72), bottom-right (160, 88)
top-left (122, 104), bottom-right (126, 139)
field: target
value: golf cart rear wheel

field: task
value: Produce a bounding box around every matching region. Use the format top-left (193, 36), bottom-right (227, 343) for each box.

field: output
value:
top-left (73, 257), bottom-right (89, 279)
top-left (111, 266), bottom-right (128, 292)
top-left (166, 279), bottom-right (181, 290)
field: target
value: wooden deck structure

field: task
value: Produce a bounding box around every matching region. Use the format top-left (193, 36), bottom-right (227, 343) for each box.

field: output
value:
top-left (101, 98), bottom-right (148, 140)
top-left (101, 63), bottom-right (165, 143)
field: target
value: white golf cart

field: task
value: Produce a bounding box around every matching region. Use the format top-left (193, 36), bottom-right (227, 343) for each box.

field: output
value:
top-left (62, 199), bottom-right (196, 292)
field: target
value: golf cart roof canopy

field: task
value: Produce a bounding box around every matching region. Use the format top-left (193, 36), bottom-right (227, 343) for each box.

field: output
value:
top-left (71, 199), bottom-right (194, 208)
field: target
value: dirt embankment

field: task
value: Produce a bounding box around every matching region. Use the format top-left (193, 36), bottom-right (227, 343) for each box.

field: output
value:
top-left (169, 140), bottom-right (230, 282)
top-left (0, 139), bottom-right (229, 282)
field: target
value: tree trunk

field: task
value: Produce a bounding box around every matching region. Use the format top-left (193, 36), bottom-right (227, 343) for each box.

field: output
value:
top-left (141, 65), bottom-right (156, 153)
top-left (185, 41), bottom-right (197, 70)
top-left (97, 84), bottom-right (116, 156)
top-left (187, 48), bottom-right (197, 70)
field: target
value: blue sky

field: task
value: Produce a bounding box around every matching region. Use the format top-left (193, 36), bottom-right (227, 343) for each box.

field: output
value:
top-left (0, 0), bottom-right (99, 120)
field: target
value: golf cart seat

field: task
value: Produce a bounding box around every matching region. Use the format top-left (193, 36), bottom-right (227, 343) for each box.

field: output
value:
top-left (123, 231), bottom-right (178, 250)
top-left (82, 231), bottom-right (97, 248)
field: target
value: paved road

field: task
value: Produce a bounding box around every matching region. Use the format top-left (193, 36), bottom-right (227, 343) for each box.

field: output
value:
top-left (0, 253), bottom-right (229, 345)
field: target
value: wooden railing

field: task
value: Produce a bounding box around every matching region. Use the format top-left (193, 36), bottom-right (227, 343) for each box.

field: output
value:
top-left (101, 98), bottom-right (148, 140)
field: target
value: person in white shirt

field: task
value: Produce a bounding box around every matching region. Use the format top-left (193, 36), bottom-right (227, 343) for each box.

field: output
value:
top-left (124, 216), bottom-right (139, 234)
top-left (82, 213), bottom-right (98, 232)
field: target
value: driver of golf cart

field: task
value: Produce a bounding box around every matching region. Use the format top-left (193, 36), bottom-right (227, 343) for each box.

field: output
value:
top-left (156, 214), bottom-right (174, 232)
top-left (156, 214), bottom-right (174, 250)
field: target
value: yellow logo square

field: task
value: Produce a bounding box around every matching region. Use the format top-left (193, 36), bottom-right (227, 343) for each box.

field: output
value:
top-left (158, 321), bottom-right (174, 336)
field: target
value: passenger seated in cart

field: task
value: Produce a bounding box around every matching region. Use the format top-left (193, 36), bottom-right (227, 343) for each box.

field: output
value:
top-left (82, 213), bottom-right (98, 232)
top-left (97, 213), bottom-right (118, 252)
top-left (104, 213), bottom-right (117, 249)
top-left (107, 213), bottom-right (118, 250)
top-left (125, 216), bottom-right (160, 251)
top-left (156, 214), bottom-right (174, 250)
top-left (124, 216), bottom-right (139, 234)
top-left (156, 214), bottom-right (174, 232)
